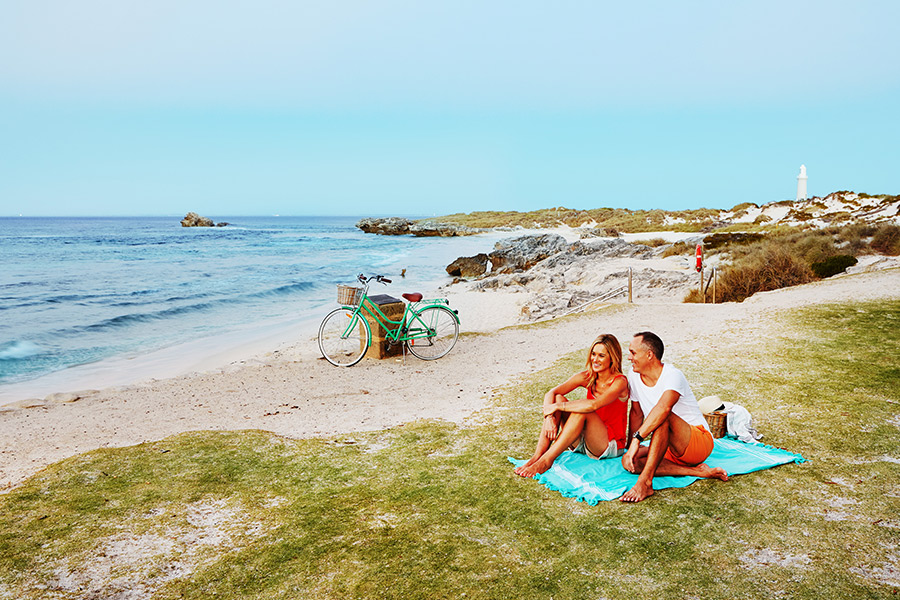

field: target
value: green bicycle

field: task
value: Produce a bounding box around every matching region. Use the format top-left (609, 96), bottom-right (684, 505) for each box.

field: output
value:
top-left (318, 274), bottom-right (460, 367)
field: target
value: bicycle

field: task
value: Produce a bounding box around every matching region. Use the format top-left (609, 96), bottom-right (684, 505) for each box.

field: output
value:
top-left (318, 274), bottom-right (460, 367)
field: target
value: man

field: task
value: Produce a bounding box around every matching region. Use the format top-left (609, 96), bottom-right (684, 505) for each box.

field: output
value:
top-left (620, 331), bottom-right (728, 502)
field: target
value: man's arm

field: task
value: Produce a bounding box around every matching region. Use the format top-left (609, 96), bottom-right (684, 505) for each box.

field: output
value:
top-left (622, 391), bottom-right (680, 472)
top-left (621, 400), bottom-right (644, 473)
top-left (631, 390), bottom-right (680, 439)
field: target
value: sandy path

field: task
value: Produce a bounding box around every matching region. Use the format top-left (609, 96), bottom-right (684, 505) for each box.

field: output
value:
top-left (1, 268), bottom-right (897, 491)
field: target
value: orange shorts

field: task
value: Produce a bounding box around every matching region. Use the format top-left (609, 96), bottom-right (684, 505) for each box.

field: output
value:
top-left (664, 424), bottom-right (714, 466)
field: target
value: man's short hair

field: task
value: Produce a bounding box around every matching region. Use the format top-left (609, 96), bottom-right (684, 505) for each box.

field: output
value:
top-left (634, 331), bottom-right (664, 361)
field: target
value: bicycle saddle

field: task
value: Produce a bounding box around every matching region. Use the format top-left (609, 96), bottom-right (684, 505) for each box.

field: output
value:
top-left (402, 292), bottom-right (423, 303)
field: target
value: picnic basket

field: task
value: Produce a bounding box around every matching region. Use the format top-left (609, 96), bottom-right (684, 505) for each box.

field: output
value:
top-left (704, 411), bottom-right (728, 439)
top-left (336, 285), bottom-right (363, 306)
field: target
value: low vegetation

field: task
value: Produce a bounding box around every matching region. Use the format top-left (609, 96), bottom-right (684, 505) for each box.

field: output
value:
top-left (432, 206), bottom-right (722, 233)
top-left (1, 301), bottom-right (899, 599)
top-left (685, 224), bottom-right (900, 303)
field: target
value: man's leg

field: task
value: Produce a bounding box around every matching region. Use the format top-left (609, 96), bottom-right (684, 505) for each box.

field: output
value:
top-left (516, 412), bottom-right (609, 477)
top-left (620, 416), bottom-right (674, 502)
top-left (621, 411), bottom-right (727, 502)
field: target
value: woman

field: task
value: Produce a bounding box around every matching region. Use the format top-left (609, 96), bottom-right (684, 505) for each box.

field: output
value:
top-left (515, 333), bottom-right (629, 478)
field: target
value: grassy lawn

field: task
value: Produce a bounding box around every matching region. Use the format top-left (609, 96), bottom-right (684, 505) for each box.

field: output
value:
top-left (1, 301), bottom-right (898, 599)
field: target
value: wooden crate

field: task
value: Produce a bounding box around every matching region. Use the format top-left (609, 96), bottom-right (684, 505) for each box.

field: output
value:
top-left (362, 294), bottom-right (405, 360)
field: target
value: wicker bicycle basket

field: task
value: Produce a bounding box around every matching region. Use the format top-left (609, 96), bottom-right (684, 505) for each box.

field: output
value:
top-left (704, 411), bottom-right (728, 439)
top-left (336, 285), bottom-right (363, 306)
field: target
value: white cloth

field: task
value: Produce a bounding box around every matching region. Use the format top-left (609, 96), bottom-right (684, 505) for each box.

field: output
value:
top-left (722, 402), bottom-right (762, 443)
top-left (627, 364), bottom-right (709, 431)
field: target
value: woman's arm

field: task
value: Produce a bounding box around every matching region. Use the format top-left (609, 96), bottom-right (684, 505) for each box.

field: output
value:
top-left (542, 372), bottom-right (588, 406)
top-left (543, 376), bottom-right (627, 417)
top-left (540, 371), bottom-right (589, 441)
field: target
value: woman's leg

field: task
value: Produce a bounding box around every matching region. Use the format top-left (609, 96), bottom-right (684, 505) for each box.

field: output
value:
top-left (516, 412), bottom-right (609, 477)
top-left (517, 394), bottom-right (569, 472)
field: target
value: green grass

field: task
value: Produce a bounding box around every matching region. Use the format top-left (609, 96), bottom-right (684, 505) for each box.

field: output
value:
top-left (1, 302), bottom-right (899, 598)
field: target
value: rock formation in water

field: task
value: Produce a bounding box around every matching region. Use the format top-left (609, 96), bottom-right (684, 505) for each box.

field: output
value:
top-left (181, 212), bottom-right (227, 227)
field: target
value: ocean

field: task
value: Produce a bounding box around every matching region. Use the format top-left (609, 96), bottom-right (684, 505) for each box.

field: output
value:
top-left (0, 216), bottom-right (502, 402)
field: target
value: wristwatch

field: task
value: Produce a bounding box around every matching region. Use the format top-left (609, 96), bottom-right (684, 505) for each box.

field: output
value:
top-left (632, 431), bottom-right (645, 444)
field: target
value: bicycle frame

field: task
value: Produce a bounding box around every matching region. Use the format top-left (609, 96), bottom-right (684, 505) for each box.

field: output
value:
top-left (337, 280), bottom-right (457, 344)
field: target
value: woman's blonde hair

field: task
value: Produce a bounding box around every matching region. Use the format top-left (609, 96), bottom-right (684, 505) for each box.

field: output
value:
top-left (584, 333), bottom-right (623, 393)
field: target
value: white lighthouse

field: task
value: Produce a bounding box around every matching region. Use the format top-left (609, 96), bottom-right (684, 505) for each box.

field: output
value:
top-left (796, 164), bottom-right (808, 201)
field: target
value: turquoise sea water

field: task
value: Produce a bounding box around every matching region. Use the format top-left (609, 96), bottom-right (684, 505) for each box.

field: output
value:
top-left (0, 216), bottom-right (498, 394)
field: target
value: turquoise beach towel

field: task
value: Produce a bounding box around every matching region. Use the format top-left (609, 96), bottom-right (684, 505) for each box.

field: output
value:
top-left (508, 437), bottom-right (805, 504)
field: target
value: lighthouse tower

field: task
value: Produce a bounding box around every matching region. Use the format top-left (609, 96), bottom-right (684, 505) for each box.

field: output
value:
top-left (796, 164), bottom-right (808, 201)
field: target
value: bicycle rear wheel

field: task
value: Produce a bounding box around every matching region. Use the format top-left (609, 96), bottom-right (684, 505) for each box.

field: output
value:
top-left (405, 305), bottom-right (459, 360)
top-left (318, 307), bottom-right (371, 366)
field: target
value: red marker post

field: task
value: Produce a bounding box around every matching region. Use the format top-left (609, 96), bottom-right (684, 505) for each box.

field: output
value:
top-left (696, 243), bottom-right (704, 303)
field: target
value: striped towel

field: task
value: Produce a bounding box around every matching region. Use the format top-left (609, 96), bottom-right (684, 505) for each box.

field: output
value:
top-left (508, 437), bottom-right (805, 504)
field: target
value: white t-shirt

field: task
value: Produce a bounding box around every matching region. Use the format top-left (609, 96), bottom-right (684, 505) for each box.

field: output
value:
top-left (627, 364), bottom-right (709, 431)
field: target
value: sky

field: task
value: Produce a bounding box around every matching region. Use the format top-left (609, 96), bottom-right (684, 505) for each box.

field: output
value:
top-left (1, 1), bottom-right (898, 217)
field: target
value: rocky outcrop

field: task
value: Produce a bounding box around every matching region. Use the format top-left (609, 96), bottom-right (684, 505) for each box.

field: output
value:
top-left (539, 238), bottom-right (655, 268)
top-left (409, 221), bottom-right (482, 237)
top-left (579, 226), bottom-right (621, 239)
top-left (446, 253), bottom-right (490, 278)
top-left (442, 233), bottom-right (703, 323)
top-left (356, 217), bottom-right (413, 235)
top-left (488, 234), bottom-right (570, 274)
top-left (181, 212), bottom-right (223, 227)
top-left (356, 218), bottom-right (483, 237)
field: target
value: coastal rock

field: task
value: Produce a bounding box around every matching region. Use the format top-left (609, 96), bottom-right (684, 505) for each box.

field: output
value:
top-left (409, 221), bottom-right (482, 237)
top-left (539, 239), bottom-right (655, 269)
top-left (356, 218), bottom-right (482, 236)
top-left (446, 253), bottom-right (490, 278)
top-left (356, 217), bottom-right (413, 235)
top-left (579, 226), bottom-right (621, 239)
top-left (488, 234), bottom-right (569, 274)
top-left (181, 212), bottom-right (216, 227)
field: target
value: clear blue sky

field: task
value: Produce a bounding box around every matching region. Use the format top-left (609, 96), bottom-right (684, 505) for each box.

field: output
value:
top-left (1, 1), bottom-right (898, 217)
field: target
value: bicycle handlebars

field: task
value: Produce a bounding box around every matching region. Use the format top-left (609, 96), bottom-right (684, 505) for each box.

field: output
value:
top-left (357, 274), bottom-right (392, 285)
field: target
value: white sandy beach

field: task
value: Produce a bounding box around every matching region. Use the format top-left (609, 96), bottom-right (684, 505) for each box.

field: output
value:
top-left (1, 264), bottom-right (898, 492)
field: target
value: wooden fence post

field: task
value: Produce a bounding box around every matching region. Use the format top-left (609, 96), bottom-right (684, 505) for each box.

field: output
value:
top-left (628, 267), bottom-right (633, 303)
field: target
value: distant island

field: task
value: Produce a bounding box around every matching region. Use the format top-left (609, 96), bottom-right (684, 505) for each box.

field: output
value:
top-left (357, 191), bottom-right (900, 236)
top-left (181, 212), bottom-right (229, 227)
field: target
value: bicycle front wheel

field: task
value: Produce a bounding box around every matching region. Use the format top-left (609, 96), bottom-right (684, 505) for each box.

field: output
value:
top-left (405, 305), bottom-right (459, 360)
top-left (318, 308), bottom-right (371, 366)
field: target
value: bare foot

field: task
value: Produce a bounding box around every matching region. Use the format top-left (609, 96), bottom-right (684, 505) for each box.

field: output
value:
top-left (516, 454), bottom-right (540, 472)
top-left (516, 457), bottom-right (553, 478)
top-left (696, 463), bottom-right (729, 481)
top-left (620, 480), bottom-right (654, 502)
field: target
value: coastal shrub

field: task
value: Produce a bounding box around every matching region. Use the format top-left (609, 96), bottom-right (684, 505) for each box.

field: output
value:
top-left (753, 214), bottom-right (772, 224)
top-left (838, 223), bottom-right (874, 253)
top-left (703, 232), bottom-right (764, 250)
top-left (632, 237), bottom-right (668, 248)
top-left (810, 254), bottom-right (858, 278)
top-left (682, 288), bottom-right (706, 303)
top-left (791, 231), bottom-right (837, 264)
top-left (871, 223), bottom-right (900, 255)
top-left (661, 241), bottom-right (690, 258)
top-left (715, 246), bottom-right (814, 302)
